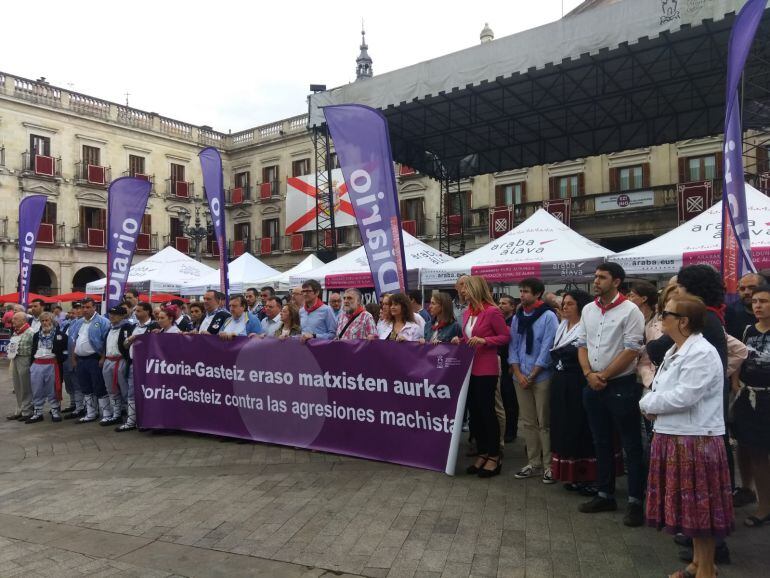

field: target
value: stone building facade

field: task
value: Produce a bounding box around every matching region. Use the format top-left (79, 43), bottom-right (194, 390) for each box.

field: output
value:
top-left (0, 70), bottom-right (767, 295)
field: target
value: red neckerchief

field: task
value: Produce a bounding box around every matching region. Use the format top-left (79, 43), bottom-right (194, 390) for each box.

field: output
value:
top-left (349, 306), bottom-right (365, 318)
top-left (14, 323), bottom-right (30, 335)
top-left (706, 305), bottom-right (726, 325)
top-left (304, 298), bottom-right (323, 314)
top-left (595, 292), bottom-right (626, 315)
top-left (522, 299), bottom-right (545, 314)
top-left (432, 319), bottom-right (448, 331)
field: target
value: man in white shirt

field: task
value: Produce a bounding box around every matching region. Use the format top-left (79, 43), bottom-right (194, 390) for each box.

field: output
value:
top-left (576, 262), bottom-right (645, 527)
top-left (260, 297), bottom-right (282, 336)
top-left (198, 290), bottom-right (231, 335)
top-left (28, 298), bottom-right (45, 333)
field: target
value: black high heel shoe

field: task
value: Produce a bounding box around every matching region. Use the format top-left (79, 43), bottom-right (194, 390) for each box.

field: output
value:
top-left (466, 454), bottom-right (488, 475)
top-left (478, 456), bottom-right (501, 478)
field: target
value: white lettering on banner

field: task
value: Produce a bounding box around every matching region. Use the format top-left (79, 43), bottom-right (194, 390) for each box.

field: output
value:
top-left (349, 168), bottom-right (401, 293)
top-left (20, 231), bottom-right (35, 300)
top-left (108, 218), bottom-right (140, 301)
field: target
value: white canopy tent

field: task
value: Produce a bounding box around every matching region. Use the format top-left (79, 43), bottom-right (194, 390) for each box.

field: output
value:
top-left (614, 184), bottom-right (770, 276)
top-left (291, 231), bottom-right (453, 289)
top-left (85, 246), bottom-right (217, 294)
top-left (421, 209), bottom-right (614, 286)
top-left (180, 252), bottom-right (279, 295)
top-left (247, 254), bottom-right (325, 293)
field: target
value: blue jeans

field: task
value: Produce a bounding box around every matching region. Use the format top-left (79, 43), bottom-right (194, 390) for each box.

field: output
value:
top-left (583, 374), bottom-right (644, 501)
top-left (75, 355), bottom-right (107, 397)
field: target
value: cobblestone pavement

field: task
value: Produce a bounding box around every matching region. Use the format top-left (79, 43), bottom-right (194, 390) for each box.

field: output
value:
top-left (0, 363), bottom-right (767, 577)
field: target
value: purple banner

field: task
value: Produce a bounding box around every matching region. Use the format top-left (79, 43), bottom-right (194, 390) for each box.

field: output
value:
top-left (106, 177), bottom-right (152, 309)
top-left (199, 147), bottom-right (228, 300)
top-left (18, 194), bottom-right (48, 307)
top-left (133, 334), bottom-right (473, 473)
top-left (324, 105), bottom-right (408, 298)
top-left (721, 0), bottom-right (765, 301)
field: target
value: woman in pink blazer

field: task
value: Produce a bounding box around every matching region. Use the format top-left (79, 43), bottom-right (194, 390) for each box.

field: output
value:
top-left (452, 276), bottom-right (510, 477)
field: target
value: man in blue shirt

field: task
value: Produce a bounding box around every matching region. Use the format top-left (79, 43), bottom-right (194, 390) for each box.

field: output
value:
top-left (220, 295), bottom-right (263, 339)
top-left (508, 277), bottom-right (558, 483)
top-left (299, 280), bottom-right (337, 340)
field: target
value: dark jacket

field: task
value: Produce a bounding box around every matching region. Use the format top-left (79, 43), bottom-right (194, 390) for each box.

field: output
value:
top-left (175, 315), bottom-right (193, 332)
top-left (202, 310), bottom-right (231, 335)
top-left (725, 301), bottom-right (755, 340)
top-left (31, 327), bottom-right (68, 364)
top-left (423, 319), bottom-right (462, 343)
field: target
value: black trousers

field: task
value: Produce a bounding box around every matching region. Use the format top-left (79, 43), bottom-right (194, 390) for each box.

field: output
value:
top-left (499, 356), bottom-right (518, 438)
top-left (467, 374), bottom-right (500, 457)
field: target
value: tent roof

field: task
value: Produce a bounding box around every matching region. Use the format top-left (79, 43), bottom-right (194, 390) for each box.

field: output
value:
top-left (85, 247), bottom-right (217, 293)
top-left (421, 209), bottom-right (614, 285)
top-left (249, 254), bottom-right (326, 290)
top-left (309, 0), bottom-right (770, 179)
top-left (181, 252), bottom-right (280, 294)
top-left (615, 184), bottom-right (770, 275)
top-left (291, 231), bottom-right (453, 289)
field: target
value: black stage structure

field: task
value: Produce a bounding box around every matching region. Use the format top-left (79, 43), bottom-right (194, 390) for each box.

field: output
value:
top-left (309, 0), bottom-right (770, 256)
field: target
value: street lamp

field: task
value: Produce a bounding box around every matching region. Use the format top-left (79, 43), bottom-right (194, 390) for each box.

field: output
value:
top-left (183, 197), bottom-right (213, 262)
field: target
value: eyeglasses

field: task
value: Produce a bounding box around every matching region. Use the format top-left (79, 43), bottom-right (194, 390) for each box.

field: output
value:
top-left (661, 310), bottom-right (685, 319)
top-left (301, 289), bottom-right (313, 293)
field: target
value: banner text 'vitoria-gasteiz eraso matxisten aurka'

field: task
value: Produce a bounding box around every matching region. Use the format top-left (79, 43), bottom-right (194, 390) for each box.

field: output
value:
top-left (133, 334), bottom-right (473, 474)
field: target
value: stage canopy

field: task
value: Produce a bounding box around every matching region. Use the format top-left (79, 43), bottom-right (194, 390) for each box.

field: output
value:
top-left (615, 183), bottom-right (770, 275)
top-left (421, 209), bottom-right (613, 286)
top-left (309, 0), bottom-right (770, 179)
top-left (291, 231), bottom-right (453, 289)
top-left (86, 247), bottom-right (216, 294)
top-left (248, 254), bottom-right (325, 292)
top-left (181, 252), bottom-right (279, 296)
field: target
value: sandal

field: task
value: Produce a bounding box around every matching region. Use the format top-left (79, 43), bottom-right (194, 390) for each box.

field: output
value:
top-left (466, 454), bottom-right (488, 475)
top-left (744, 513), bottom-right (770, 527)
top-left (668, 565), bottom-right (697, 578)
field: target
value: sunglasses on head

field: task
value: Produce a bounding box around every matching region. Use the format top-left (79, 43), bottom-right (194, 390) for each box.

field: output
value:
top-left (661, 310), bottom-right (685, 319)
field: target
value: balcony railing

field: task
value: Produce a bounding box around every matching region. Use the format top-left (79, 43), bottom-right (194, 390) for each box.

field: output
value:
top-left (165, 179), bottom-right (194, 199)
top-left (75, 162), bottom-right (111, 187)
top-left (21, 152), bottom-right (62, 178)
top-left (162, 235), bottom-right (191, 253)
top-left (258, 181), bottom-right (281, 200)
top-left (36, 222), bottom-right (66, 245)
top-left (0, 145), bottom-right (5, 167)
top-left (136, 232), bottom-right (159, 253)
top-left (122, 171), bottom-right (155, 193)
top-left (72, 225), bottom-right (106, 249)
top-left (227, 186), bottom-right (252, 205)
top-left (0, 217), bottom-right (8, 239)
top-left (230, 239), bottom-right (252, 258)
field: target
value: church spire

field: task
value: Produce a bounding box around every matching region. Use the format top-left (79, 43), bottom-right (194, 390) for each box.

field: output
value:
top-left (356, 22), bottom-right (373, 80)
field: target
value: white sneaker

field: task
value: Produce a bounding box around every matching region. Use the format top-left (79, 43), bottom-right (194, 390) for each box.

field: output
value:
top-left (542, 467), bottom-right (557, 484)
top-left (514, 464), bottom-right (540, 479)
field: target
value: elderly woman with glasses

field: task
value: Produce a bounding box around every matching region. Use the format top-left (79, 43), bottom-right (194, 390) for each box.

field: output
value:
top-left (640, 295), bottom-right (733, 578)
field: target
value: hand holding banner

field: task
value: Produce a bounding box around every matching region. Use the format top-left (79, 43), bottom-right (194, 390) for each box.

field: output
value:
top-left (18, 195), bottom-right (48, 307)
top-left (721, 0), bottom-right (765, 300)
top-left (106, 177), bottom-right (152, 308)
top-left (199, 147), bottom-right (228, 300)
top-left (323, 105), bottom-right (408, 298)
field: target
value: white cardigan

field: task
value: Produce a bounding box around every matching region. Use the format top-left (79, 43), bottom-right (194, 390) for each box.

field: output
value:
top-left (639, 333), bottom-right (725, 436)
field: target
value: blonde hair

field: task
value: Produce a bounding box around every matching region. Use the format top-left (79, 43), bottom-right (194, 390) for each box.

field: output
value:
top-left (658, 283), bottom-right (679, 315)
top-left (463, 276), bottom-right (495, 310)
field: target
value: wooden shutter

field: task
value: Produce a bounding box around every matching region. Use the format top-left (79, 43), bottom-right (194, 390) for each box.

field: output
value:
top-left (715, 151), bottom-right (724, 180)
top-left (578, 173), bottom-right (585, 196)
top-left (548, 177), bottom-right (556, 199)
top-left (141, 214), bottom-right (152, 234)
top-left (757, 146), bottom-right (769, 174)
top-left (641, 163), bottom-right (651, 188)
top-left (678, 157), bottom-right (688, 183)
top-left (609, 167), bottom-right (619, 192)
top-left (79, 207), bottom-right (87, 242)
top-left (495, 185), bottom-right (504, 206)
top-left (99, 209), bottom-right (107, 230)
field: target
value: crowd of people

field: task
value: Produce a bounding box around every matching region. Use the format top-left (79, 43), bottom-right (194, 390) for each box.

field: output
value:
top-left (4, 261), bottom-right (770, 577)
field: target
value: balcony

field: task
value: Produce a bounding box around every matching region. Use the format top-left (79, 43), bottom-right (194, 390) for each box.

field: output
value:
top-left (21, 152), bottom-right (62, 178)
top-left (72, 225), bottom-right (106, 249)
top-left (165, 179), bottom-right (194, 200)
top-left (75, 162), bottom-right (111, 187)
top-left (136, 232), bottom-right (159, 253)
top-left (226, 186), bottom-right (252, 206)
top-left (36, 223), bottom-right (66, 246)
top-left (258, 237), bottom-right (276, 255)
top-left (229, 239), bottom-right (251, 258)
top-left (121, 171), bottom-right (155, 193)
top-left (162, 235), bottom-right (191, 253)
top-left (258, 181), bottom-right (280, 201)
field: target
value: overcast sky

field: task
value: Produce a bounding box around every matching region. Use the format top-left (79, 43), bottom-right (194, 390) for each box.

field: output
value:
top-left (3, 0), bottom-right (584, 132)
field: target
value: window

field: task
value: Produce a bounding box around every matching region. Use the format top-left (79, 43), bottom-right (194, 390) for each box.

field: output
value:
top-left (495, 183), bottom-right (526, 206)
top-left (262, 218), bottom-right (280, 250)
top-left (609, 164), bottom-right (649, 192)
top-left (169, 216), bottom-right (185, 239)
top-left (447, 190), bottom-right (472, 229)
top-left (329, 152), bottom-right (340, 169)
top-left (38, 202), bottom-right (57, 243)
top-left (292, 158), bottom-right (311, 177)
top-left (679, 154), bottom-right (721, 183)
top-left (234, 171), bottom-right (250, 189)
top-left (79, 206), bottom-right (106, 244)
top-left (234, 222), bottom-right (250, 241)
top-left (141, 214), bottom-right (152, 234)
top-left (400, 198), bottom-right (425, 236)
top-left (549, 174), bottom-right (584, 199)
top-left (128, 155), bottom-right (145, 176)
top-left (30, 134), bottom-right (51, 157)
top-left (42, 202), bottom-right (57, 225)
top-left (262, 165), bottom-right (279, 184)
top-left (170, 163), bottom-right (185, 183)
top-left (82, 145), bottom-right (100, 167)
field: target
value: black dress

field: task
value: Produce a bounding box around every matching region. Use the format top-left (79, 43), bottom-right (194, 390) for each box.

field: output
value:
top-left (733, 325), bottom-right (770, 450)
top-left (550, 332), bottom-right (599, 482)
